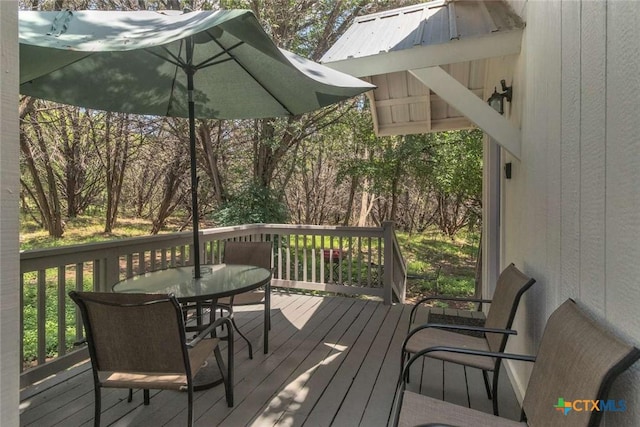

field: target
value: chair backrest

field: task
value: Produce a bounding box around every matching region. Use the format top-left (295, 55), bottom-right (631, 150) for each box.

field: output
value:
top-left (223, 241), bottom-right (272, 270)
top-left (69, 291), bottom-right (189, 375)
top-left (484, 263), bottom-right (536, 353)
top-left (523, 299), bottom-right (640, 427)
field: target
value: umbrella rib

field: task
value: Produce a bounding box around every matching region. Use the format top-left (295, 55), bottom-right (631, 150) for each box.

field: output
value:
top-left (198, 57), bottom-right (234, 70)
top-left (210, 38), bottom-right (295, 116)
top-left (144, 43), bottom-right (186, 117)
top-left (146, 46), bottom-right (185, 69)
top-left (194, 41), bottom-right (244, 69)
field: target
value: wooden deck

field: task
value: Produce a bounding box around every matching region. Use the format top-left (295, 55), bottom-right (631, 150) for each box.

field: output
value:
top-left (20, 293), bottom-right (521, 426)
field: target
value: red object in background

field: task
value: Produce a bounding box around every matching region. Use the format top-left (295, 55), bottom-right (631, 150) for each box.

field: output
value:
top-left (322, 249), bottom-right (343, 262)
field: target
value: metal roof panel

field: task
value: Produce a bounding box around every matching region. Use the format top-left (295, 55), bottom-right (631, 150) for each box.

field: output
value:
top-left (321, 0), bottom-right (523, 64)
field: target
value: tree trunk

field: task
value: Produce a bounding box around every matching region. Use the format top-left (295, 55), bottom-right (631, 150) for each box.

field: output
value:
top-left (20, 99), bottom-right (65, 237)
top-left (198, 121), bottom-right (226, 205)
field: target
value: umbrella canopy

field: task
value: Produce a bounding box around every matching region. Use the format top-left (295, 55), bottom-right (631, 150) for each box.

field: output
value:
top-left (19, 9), bottom-right (373, 277)
top-left (20, 9), bottom-right (372, 118)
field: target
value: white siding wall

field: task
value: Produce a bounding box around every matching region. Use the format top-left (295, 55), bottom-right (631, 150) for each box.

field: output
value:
top-left (503, 0), bottom-right (640, 424)
top-left (0, 1), bottom-right (20, 425)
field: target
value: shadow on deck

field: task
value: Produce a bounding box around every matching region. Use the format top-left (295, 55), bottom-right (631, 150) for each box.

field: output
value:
top-left (20, 293), bottom-right (521, 426)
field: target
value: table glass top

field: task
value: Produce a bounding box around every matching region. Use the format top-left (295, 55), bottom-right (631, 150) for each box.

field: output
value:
top-left (112, 264), bottom-right (271, 301)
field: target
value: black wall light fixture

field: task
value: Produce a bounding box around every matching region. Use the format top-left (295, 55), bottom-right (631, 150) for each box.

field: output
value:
top-left (504, 162), bottom-right (512, 179)
top-left (487, 80), bottom-right (513, 115)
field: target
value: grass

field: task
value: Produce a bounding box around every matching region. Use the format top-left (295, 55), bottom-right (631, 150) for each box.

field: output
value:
top-left (19, 216), bottom-right (181, 250)
top-left (19, 217), bottom-right (480, 363)
top-left (398, 229), bottom-right (480, 302)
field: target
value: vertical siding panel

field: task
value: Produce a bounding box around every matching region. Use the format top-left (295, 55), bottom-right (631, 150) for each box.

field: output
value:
top-left (579, 0), bottom-right (607, 315)
top-left (503, 3), bottom-right (551, 401)
top-left (605, 0), bottom-right (640, 334)
top-left (544, 0), bottom-right (562, 309)
top-left (519, 0), bottom-right (549, 337)
top-left (560, 0), bottom-right (581, 302)
top-left (0, 2), bottom-right (20, 424)
top-left (604, 2), bottom-right (640, 424)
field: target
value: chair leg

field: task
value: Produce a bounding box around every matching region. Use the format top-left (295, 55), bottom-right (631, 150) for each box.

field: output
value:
top-left (264, 291), bottom-right (270, 354)
top-left (187, 385), bottom-right (194, 427)
top-left (230, 316), bottom-right (253, 359)
top-left (143, 389), bottom-right (150, 405)
top-left (482, 370), bottom-right (493, 400)
top-left (214, 343), bottom-right (234, 407)
top-left (492, 363), bottom-right (501, 416)
top-left (400, 349), bottom-right (410, 383)
top-left (94, 385), bottom-right (101, 427)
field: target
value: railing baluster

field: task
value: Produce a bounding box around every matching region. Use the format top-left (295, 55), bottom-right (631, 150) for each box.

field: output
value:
top-left (377, 237), bottom-right (382, 287)
top-left (294, 234), bottom-right (299, 281)
top-left (20, 274), bottom-right (24, 374)
top-left (94, 259), bottom-right (102, 292)
top-left (285, 235), bottom-right (291, 280)
top-left (347, 236), bottom-right (353, 285)
top-left (138, 251), bottom-right (145, 275)
top-left (311, 235), bottom-right (316, 283)
top-left (37, 269), bottom-right (46, 365)
top-left (150, 249), bottom-right (157, 271)
top-left (367, 238), bottom-right (373, 286)
top-left (320, 235), bottom-right (325, 283)
top-left (75, 264), bottom-right (83, 342)
top-left (302, 235), bottom-right (308, 282)
top-left (277, 234), bottom-right (283, 280)
top-left (126, 254), bottom-right (133, 278)
top-left (57, 267), bottom-right (66, 357)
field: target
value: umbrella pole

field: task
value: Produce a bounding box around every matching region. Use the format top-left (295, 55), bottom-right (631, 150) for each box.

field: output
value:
top-left (186, 39), bottom-right (201, 278)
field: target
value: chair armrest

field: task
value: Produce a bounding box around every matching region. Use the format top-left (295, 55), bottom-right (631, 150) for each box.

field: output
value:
top-left (73, 338), bottom-right (87, 347)
top-left (402, 324), bottom-right (516, 352)
top-left (187, 316), bottom-right (232, 349)
top-left (405, 345), bottom-right (536, 375)
top-left (409, 296), bottom-right (492, 323)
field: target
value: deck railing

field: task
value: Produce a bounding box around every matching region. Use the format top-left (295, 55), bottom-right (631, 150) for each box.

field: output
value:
top-left (19, 222), bottom-right (406, 388)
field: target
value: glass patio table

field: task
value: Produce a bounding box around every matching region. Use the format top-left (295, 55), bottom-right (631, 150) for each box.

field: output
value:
top-left (112, 264), bottom-right (271, 302)
top-left (112, 264), bottom-right (272, 389)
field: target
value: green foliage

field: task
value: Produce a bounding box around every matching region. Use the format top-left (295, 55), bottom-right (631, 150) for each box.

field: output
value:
top-left (22, 270), bottom-right (93, 364)
top-left (420, 130), bottom-right (483, 201)
top-left (212, 181), bottom-right (289, 226)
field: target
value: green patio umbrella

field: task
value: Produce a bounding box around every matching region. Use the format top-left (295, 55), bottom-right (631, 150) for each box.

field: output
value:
top-left (19, 9), bottom-right (373, 277)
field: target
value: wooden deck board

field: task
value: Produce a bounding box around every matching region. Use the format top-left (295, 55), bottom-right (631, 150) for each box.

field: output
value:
top-left (218, 299), bottom-right (366, 426)
top-left (358, 304), bottom-right (412, 427)
top-left (273, 300), bottom-right (380, 426)
top-left (330, 303), bottom-right (404, 427)
top-left (20, 294), bottom-right (522, 427)
top-left (299, 302), bottom-right (390, 427)
top-left (191, 295), bottom-right (352, 426)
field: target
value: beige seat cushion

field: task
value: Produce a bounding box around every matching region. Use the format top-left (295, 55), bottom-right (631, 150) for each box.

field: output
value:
top-left (398, 391), bottom-right (525, 427)
top-left (218, 291), bottom-right (265, 306)
top-left (188, 337), bottom-right (220, 376)
top-left (405, 327), bottom-right (494, 371)
top-left (98, 337), bottom-right (219, 391)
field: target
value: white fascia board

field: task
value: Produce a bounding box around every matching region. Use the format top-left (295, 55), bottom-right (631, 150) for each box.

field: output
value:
top-left (409, 66), bottom-right (521, 158)
top-left (325, 30), bottom-right (522, 78)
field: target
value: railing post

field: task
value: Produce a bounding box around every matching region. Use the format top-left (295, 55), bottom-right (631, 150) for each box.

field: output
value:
top-left (102, 250), bottom-right (120, 292)
top-left (382, 221), bottom-right (394, 305)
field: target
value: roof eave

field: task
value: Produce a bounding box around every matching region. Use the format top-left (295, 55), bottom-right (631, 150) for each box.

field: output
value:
top-left (323, 29), bottom-right (523, 78)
